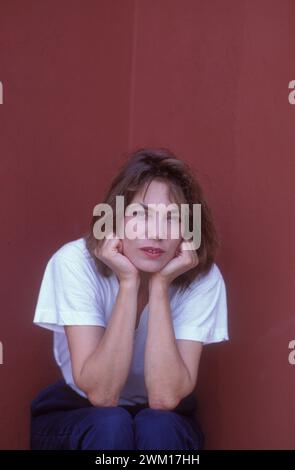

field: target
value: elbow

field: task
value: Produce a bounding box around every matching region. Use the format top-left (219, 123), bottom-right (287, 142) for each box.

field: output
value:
top-left (148, 395), bottom-right (180, 411)
top-left (87, 391), bottom-right (119, 408)
top-left (148, 381), bottom-right (196, 411)
top-left (87, 390), bottom-right (119, 407)
top-left (73, 375), bottom-right (119, 408)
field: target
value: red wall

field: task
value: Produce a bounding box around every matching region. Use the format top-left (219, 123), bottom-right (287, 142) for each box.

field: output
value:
top-left (1, 0), bottom-right (294, 449)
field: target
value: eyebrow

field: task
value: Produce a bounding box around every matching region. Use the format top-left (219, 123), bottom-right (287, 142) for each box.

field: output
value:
top-left (138, 202), bottom-right (179, 214)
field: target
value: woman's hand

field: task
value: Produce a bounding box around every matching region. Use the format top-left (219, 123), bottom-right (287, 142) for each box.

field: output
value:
top-left (150, 239), bottom-right (199, 287)
top-left (94, 233), bottom-right (139, 284)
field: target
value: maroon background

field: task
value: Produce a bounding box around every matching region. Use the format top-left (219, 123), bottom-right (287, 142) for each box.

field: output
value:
top-left (0, 0), bottom-right (295, 449)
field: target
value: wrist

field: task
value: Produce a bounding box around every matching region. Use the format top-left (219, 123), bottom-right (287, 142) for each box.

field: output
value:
top-left (120, 275), bottom-right (140, 290)
top-left (149, 273), bottom-right (171, 291)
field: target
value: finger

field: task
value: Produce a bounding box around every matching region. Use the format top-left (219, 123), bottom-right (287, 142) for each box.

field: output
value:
top-left (106, 231), bottom-right (115, 241)
top-left (180, 240), bottom-right (193, 252)
top-left (96, 232), bottom-right (117, 257)
top-left (105, 236), bottom-right (121, 253)
top-left (182, 238), bottom-right (197, 252)
top-left (117, 239), bottom-right (123, 253)
top-left (180, 240), bottom-right (199, 267)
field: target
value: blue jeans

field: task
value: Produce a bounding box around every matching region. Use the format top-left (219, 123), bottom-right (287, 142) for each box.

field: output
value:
top-left (30, 379), bottom-right (204, 450)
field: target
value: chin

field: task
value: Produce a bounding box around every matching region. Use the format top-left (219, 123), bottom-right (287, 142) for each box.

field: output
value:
top-left (134, 261), bottom-right (164, 273)
top-left (139, 266), bottom-right (161, 273)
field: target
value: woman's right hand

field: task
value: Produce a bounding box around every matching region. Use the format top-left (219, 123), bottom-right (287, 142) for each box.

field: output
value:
top-left (94, 233), bottom-right (139, 284)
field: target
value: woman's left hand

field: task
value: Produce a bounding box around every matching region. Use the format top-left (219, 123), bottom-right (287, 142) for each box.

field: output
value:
top-left (151, 239), bottom-right (199, 287)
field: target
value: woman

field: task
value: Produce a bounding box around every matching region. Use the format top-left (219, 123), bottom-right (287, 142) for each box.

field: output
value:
top-left (31, 147), bottom-right (229, 450)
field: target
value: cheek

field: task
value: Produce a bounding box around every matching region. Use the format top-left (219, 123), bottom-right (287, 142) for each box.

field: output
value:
top-left (166, 241), bottom-right (181, 257)
top-left (122, 238), bottom-right (136, 257)
top-left (124, 216), bottom-right (146, 239)
top-left (122, 238), bottom-right (129, 253)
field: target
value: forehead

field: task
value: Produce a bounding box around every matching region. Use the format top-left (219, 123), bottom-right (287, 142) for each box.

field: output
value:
top-left (131, 179), bottom-right (180, 205)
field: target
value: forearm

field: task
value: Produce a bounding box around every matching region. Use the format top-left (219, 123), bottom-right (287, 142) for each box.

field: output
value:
top-left (144, 278), bottom-right (192, 409)
top-left (79, 279), bottom-right (140, 406)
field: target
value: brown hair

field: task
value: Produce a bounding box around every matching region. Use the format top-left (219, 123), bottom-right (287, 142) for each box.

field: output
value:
top-left (84, 147), bottom-right (219, 293)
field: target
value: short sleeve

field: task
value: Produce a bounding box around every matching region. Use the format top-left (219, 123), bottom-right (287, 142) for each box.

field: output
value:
top-left (172, 265), bottom-right (229, 345)
top-left (33, 252), bottom-right (107, 333)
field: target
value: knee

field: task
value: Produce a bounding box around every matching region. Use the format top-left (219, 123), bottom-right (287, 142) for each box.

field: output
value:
top-left (135, 407), bottom-right (175, 422)
top-left (77, 406), bottom-right (135, 450)
top-left (134, 407), bottom-right (177, 430)
top-left (134, 408), bottom-right (203, 450)
top-left (81, 406), bottom-right (133, 432)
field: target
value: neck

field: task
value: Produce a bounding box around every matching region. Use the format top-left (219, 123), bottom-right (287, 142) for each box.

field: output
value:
top-left (138, 271), bottom-right (151, 294)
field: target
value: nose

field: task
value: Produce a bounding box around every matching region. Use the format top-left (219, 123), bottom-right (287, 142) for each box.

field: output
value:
top-left (145, 212), bottom-right (167, 240)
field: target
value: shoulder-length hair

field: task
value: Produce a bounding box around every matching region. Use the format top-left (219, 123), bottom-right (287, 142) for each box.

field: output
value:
top-left (84, 147), bottom-right (219, 293)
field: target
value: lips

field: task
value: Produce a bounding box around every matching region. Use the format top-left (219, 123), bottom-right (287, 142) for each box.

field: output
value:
top-left (139, 246), bottom-right (165, 259)
top-left (140, 246), bottom-right (165, 254)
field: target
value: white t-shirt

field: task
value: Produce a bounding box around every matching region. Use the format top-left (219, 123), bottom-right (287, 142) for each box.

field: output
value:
top-left (33, 237), bottom-right (229, 406)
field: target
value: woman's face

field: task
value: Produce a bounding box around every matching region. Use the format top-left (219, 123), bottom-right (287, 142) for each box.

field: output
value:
top-left (121, 179), bottom-right (183, 273)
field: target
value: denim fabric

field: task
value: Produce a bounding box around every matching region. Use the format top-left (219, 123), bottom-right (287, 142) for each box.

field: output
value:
top-left (30, 379), bottom-right (204, 450)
